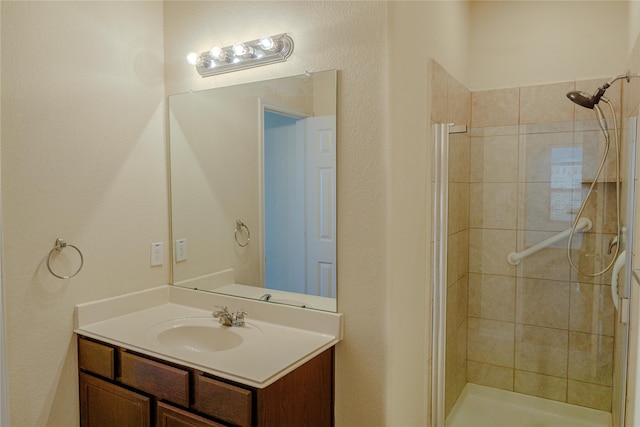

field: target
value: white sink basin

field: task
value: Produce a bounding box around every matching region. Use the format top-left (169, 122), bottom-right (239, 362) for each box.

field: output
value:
top-left (145, 317), bottom-right (263, 353)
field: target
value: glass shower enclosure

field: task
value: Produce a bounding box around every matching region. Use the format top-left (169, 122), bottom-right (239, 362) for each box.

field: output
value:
top-left (430, 66), bottom-right (637, 427)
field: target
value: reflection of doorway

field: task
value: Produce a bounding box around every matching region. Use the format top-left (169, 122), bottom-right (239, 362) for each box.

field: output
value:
top-left (263, 110), bottom-right (336, 297)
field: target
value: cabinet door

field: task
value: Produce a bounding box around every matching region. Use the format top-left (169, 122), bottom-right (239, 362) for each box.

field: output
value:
top-left (80, 372), bottom-right (151, 427)
top-left (157, 402), bottom-right (226, 427)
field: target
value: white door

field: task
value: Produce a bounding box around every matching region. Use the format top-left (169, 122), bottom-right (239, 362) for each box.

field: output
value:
top-left (304, 115), bottom-right (336, 298)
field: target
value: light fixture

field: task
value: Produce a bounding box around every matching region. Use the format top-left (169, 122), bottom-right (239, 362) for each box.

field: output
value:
top-left (186, 52), bottom-right (203, 66)
top-left (187, 33), bottom-right (293, 77)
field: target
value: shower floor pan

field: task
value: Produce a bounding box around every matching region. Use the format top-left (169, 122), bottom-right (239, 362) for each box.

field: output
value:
top-left (446, 383), bottom-right (612, 427)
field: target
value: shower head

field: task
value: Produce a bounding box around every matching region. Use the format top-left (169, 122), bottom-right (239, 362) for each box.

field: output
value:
top-left (566, 71), bottom-right (640, 109)
top-left (566, 85), bottom-right (609, 109)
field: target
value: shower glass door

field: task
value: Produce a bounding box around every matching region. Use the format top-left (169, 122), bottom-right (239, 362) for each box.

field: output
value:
top-left (431, 76), bottom-right (636, 427)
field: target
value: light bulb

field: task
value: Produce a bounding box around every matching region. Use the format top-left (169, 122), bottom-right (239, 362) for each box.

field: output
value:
top-left (259, 37), bottom-right (275, 50)
top-left (186, 52), bottom-right (201, 66)
top-left (233, 43), bottom-right (247, 56)
top-left (209, 46), bottom-right (225, 60)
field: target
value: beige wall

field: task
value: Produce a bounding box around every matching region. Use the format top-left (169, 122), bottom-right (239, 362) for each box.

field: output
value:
top-left (164, 2), bottom-right (391, 425)
top-left (468, 1), bottom-right (629, 90)
top-left (387, 3), bottom-right (469, 425)
top-left (0, 1), bottom-right (7, 423)
top-left (2, 1), bottom-right (640, 426)
top-left (1, 2), bottom-right (167, 425)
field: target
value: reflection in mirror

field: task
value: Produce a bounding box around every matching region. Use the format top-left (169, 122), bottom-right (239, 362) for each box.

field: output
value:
top-left (169, 70), bottom-right (337, 311)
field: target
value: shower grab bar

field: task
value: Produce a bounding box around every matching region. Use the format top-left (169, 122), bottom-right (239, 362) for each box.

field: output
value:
top-left (611, 249), bottom-right (626, 311)
top-left (507, 217), bottom-right (592, 266)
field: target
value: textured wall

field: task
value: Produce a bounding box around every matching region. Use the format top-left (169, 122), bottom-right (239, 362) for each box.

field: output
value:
top-left (468, 1), bottom-right (628, 90)
top-left (1, 2), bottom-right (167, 425)
top-left (386, 3), bottom-right (470, 425)
top-left (163, 2), bottom-right (390, 425)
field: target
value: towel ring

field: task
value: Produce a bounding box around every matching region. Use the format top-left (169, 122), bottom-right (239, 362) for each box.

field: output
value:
top-left (47, 238), bottom-right (84, 279)
top-left (234, 220), bottom-right (250, 247)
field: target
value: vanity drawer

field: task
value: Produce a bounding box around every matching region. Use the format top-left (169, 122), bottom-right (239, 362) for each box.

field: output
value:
top-left (78, 337), bottom-right (115, 380)
top-left (120, 350), bottom-right (190, 407)
top-left (193, 374), bottom-right (252, 427)
top-left (157, 401), bottom-right (226, 427)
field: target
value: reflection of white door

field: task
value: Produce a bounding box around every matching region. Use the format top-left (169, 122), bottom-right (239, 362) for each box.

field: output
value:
top-left (304, 116), bottom-right (336, 298)
top-left (263, 111), bottom-right (336, 297)
top-left (264, 112), bottom-right (305, 294)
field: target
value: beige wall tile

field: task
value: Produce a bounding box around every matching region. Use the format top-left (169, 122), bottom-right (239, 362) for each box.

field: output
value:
top-left (448, 74), bottom-right (471, 128)
top-left (570, 232), bottom-right (616, 285)
top-left (572, 182), bottom-right (618, 235)
top-left (519, 182), bottom-right (574, 232)
top-left (469, 228), bottom-right (517, 276)
top-left (517, 231), bottom-right (571, 281)
top-left (470, 135), bottom-right (519, 183)
top-left (446, 276), bottom-right (468, 338)
top-left (468, 273), bottom-right (515, 322)
top-left (516, 278), bottom-right (570, 329)
top-left (514, 370), bottom-right (567, 402)
top-left (469, 183), bottom-right (517, 230)
top-left (569, 283), bottom-right (614, 337)
top-left (470, 125), bottom-right (519, 138)
top-left (520, 82), bottom-right (575, 124)
top-left (575, 130), bottom-right (619, 184)
top-left (448, 183), bottom-right (470, 235)
top-left (568, 380), bottom-right (612, 412)
top-left (467, 361), bottom-right (514, 391)
top-left (468, 317), bottom-right (515, 368)
top-left (445, 323), bottom-right (467, 417)
top-left (568, 331), bottom-right (613, 387)
top-left (519, 132), bottom-right (574, 183)
top-left (520, 121), bottom-right (573, 135)
top-left (446, 324), bottom-right (467, 380)
top-left (471, 88), bottom-right (519, 128)
top-left (448, 230), bottom-right (469, 285)
top-left (449, 134), bottom-right (470, 183)
top-left (515, 324), bottom-right (568, 378)
top-left (431, 59), bottom-right (448, 123)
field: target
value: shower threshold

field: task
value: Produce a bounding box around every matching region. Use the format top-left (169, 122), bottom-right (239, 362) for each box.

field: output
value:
top-left (445, 383), bottom-right (612, 427)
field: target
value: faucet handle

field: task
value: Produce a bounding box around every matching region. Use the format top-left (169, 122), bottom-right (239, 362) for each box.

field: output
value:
top-left (234, 309), bottom-right (248, 326)
top-left (212, 305), bottom-right (230, 319)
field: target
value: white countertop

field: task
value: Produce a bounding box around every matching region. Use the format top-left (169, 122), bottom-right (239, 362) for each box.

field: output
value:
top-left (75, 285), bottom-right (343, 388)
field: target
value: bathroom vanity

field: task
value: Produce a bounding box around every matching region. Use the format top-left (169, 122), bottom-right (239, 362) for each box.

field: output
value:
top-left (75, 286), bottom-right (342, 427)
top-left (78, 336), bottom-right (333, 426)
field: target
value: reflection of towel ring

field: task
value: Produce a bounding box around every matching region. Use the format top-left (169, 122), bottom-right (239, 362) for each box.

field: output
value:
top-left (234, 220), bottom-right (250, 247)
top-left (46, 238), bottom-right (84, 279)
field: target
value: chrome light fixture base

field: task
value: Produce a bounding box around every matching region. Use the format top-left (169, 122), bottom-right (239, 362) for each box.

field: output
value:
top-left (192, 33), bottom-right (294, 78)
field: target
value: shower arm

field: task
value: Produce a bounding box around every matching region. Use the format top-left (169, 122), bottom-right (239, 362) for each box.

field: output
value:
top-left (606, 71), bottom-right (640, 86)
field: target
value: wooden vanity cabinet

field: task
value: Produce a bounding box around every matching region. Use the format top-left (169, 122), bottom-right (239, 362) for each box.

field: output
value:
top-left (77, 335), bottom-right (334, 427)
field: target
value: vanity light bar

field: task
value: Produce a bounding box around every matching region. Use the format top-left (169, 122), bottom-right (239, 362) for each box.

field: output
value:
top-left (187, 33), bottom-right (294, 78)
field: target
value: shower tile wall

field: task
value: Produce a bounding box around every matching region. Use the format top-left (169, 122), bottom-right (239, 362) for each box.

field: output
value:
top-left (468, 81), bottom-right (620, 412)
top-left (431, 60), bottom-right (471, 416)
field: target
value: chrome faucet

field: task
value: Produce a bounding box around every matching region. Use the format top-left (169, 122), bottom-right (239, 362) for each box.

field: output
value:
top-left (259, 293), bottom-right (272, 301)
top-left (211, 306), bottom-right (248, 327)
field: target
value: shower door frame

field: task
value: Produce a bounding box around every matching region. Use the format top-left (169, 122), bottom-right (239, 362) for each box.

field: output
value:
top-left (431, 122), bottom-right (452, 427)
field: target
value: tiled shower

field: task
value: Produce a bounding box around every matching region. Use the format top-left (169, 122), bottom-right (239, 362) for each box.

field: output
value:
top-left (432, 59), bottom-right (628, 419)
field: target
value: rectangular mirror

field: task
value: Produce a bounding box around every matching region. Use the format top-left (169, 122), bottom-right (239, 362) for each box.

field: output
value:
top-left (169, 70), bottom-right (337, 311)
